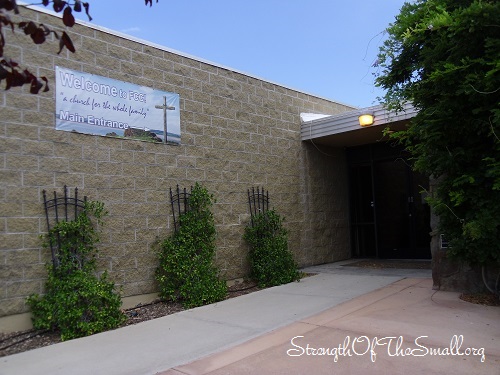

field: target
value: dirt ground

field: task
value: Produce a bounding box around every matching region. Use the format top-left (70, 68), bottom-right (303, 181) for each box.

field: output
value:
top-left (459, 292), bottom-right (500, 306)
top-left (0, 281), bottom-right (261, 358)
top-left (1, 264), bottom-right (498, 358)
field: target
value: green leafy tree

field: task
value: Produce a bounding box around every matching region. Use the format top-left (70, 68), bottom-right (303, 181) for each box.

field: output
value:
top-left (27, 201), bottom-right (125, 341)
top-left (156, 183), bottom-right (227, 308)
top-left (375, 0), bottom-right (499, 267)
top-left (244, 209), bottom-right (300, 287)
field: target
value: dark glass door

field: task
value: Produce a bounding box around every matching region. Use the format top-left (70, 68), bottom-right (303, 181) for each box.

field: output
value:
top-left (349, 165), bottom-right (376, 257)
top-left (373, 159), bottom-right (411, 257)
top-left (374, 159), bottom-right (430, 258)
top-left (348, 144), bottom-right (431, 259)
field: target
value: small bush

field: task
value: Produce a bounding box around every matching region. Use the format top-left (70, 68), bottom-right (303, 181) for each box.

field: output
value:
top-left (244, 209), bottom-right (300, 287)
top-left (156, 183), bottom-right (227, 308)
top-left (27, 201), bottom-right (125, 341)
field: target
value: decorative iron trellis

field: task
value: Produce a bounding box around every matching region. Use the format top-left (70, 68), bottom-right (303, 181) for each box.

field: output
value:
top-left (247, 187), bottom-right (270, 227)
top-left (42, 185), bottom-right (87, 268)
top-left (170, 185), bottom-right (192, 233)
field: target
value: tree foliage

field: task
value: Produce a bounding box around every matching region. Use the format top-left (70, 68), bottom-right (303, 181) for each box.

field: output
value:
top-left (0, 0), bottom-right (158, 93)
top-left (376, 0), bottom-right (500, 265)
top-left (27, 201), bottom-right (125, 341)
top-left (155, 183), bottom-right (227, 308)
top-left (244, 209), bottom-right (300, 287)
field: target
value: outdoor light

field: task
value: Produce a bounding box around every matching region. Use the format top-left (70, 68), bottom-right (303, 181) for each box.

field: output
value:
top-left (358, 112), bottom-right (375, 127)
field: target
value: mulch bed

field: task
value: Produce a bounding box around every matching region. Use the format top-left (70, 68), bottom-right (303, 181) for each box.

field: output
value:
top-left (0, 280), bottom-right (262, 358)
top-left (460, 293), bottom-right (500, 306)
top-left (2, 272), bottom-right (496, 358)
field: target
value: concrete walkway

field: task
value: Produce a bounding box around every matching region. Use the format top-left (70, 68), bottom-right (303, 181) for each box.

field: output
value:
top-left (1, 261), bottom-right (498, 374)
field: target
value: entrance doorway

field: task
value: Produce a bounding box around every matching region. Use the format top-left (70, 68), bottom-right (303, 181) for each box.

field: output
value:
top-left (348, 143), bottom-right (431, 259)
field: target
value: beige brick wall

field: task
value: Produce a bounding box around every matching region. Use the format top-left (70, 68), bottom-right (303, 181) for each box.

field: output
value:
top-left (0, 6), bottom-right (354, 320)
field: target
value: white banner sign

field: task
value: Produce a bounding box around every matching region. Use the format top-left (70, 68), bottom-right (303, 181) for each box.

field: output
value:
top-left (55, 66), bottom-right (180, 143)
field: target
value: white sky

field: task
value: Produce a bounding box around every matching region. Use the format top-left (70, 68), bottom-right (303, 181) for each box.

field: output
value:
top-left (31, 0), bottom-right (407, 108)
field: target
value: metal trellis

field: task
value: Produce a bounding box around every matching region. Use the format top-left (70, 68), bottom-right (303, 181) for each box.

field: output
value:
top-left (169, 185), bottom-right (192, 233)
top-left (247, 187), bottom-right (270, 227)
top-left (42, 185), bottom-right (87, 268)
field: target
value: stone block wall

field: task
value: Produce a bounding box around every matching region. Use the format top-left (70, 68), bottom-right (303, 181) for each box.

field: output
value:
top-left (0, 6), bottom-right (354, 323)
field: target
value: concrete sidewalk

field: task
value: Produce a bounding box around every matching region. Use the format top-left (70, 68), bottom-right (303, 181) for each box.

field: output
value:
top-left (1, 261), bottom-right (498, 374)
top-left (162, 278), bottom-right (499, 375)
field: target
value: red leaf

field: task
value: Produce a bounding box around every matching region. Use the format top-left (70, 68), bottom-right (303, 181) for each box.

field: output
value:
top-left (5, 68), bottom-right (28, 90)
top-left (62, 6), bottom-right (75, 27)
top-left (42, 0), bottom-right (49, 6)
top-left (29, 74), bottom-right (49, 94)
top-left (0, 60), bottom-right (49, 94)
top-left (41, 76), bottom-right (49, 92)
top-left (0, 0), bottom-right (19, 14)
top-left (53, 0), bottom-right (67, 13)
top-left (7, 59), bottom-right (17, 68)
top-left (22, 68), bottom-right (35, 81)
top-left (4, 72), bottom-right (13, 90)
top-left (73, 0), bottom-right (81, 12)
top-left (30, 27), bottom-right (46, 44)
top-left (30, 77), bottom-right (43, 94)
top-left (0, 63), bottom-right (7, 81)
top-left (82, 2), bottom-right (92, 21)
top-left (58, 31), bottom-right (75, 54)
top-left (39, 24), bottom-right (51, 36)
top-left (20, 21), bottom-right (37, 36)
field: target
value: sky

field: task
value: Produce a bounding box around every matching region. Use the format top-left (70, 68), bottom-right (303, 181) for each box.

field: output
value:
top-left (31, 0), bottom-right (407, 109)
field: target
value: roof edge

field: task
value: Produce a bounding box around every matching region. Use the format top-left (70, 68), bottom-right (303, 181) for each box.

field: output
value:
top-left (19, 2), bottom-right (356, 109)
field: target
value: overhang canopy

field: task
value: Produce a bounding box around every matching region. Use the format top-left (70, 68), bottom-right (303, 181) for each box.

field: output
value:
top-left (301, 103), bottom-right (417, 148)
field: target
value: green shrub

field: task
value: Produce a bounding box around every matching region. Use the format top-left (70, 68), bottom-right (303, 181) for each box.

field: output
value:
top-left (244, 209), bottom-right (300, 287)
top-left (156, 183), bottom-right (227, 308)
top-left (27, 201), bottom-right (125, 341)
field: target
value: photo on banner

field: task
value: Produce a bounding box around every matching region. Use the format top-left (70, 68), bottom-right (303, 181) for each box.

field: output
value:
top-left (55, 66), bottom-right (180, 144)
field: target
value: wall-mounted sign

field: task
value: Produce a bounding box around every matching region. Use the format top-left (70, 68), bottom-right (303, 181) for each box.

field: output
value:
top-left (55, 66), bottom-right (180, 144)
